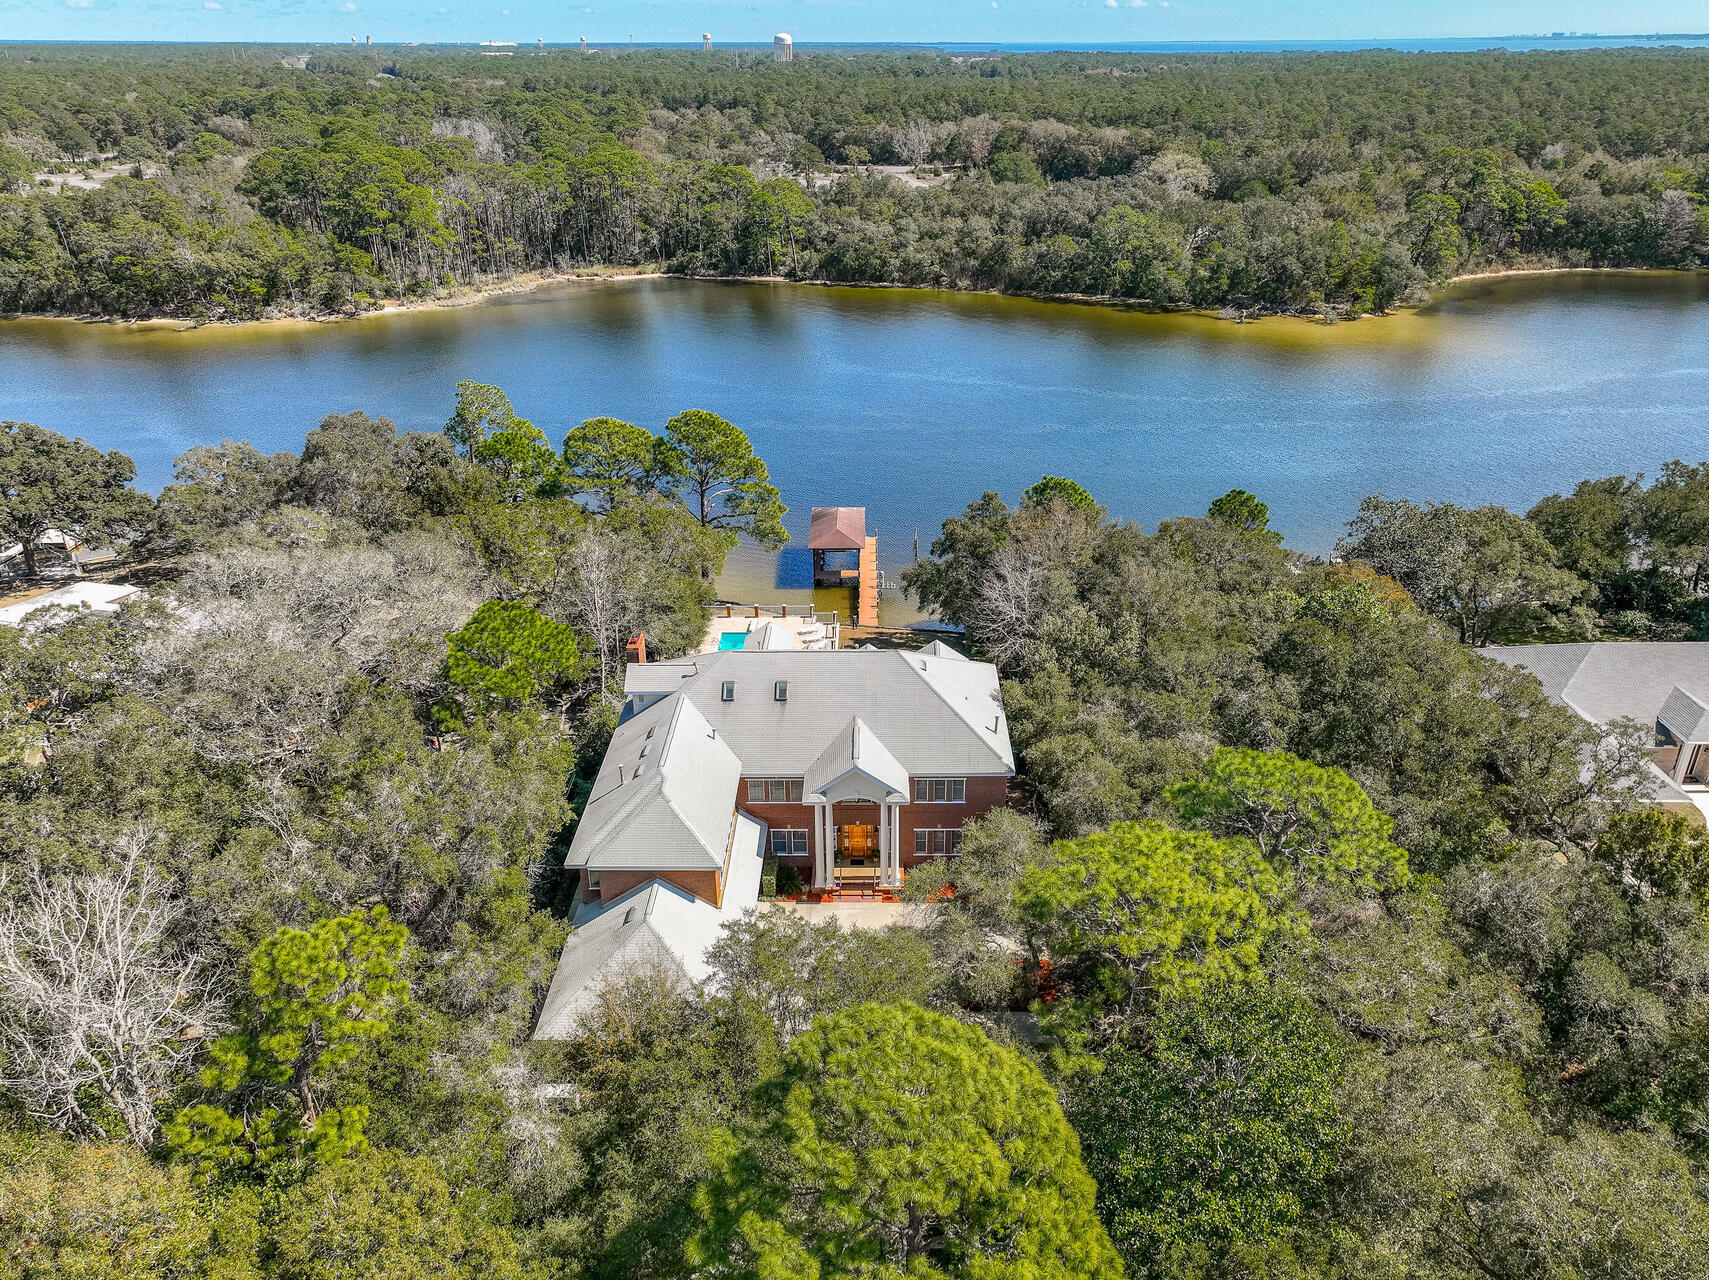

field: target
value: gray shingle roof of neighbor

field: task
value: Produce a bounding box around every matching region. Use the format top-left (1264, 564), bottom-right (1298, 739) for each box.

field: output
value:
top-left (808, 506), bottom-right (867, 551)
top-left (624, 644), bottom-right (1015, 777)
top-left (804, 715), bottom-right (911, 798)
top-left (1659, 686), bottom-right (1709, 744)
top-left (533, 814), bottom-right (765, 1040)
top-left (1484, 642), bottom-right (1709, 730)
top-left (565, 694), bottom-right (743, 871)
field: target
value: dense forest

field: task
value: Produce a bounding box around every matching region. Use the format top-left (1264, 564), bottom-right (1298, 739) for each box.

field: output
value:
top-left (1, 43), bottom-right (1707, 318)
top-left (6, 388), bottom-right (1709, 1276)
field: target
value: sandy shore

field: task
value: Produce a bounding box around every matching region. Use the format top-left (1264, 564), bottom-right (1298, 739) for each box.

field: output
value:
top-left (3, 263), bottom-right (1700, 333)
top-left (1445, 264), bottom-right (1687, 285)
top-left (0, 266), bottom-right (673, 331)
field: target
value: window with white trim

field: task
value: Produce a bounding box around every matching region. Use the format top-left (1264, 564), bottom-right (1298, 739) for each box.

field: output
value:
top-left (913, 777), bottom-right (966, 803)
top-left (769, 829), bottom-right (810, 856)
top-left (747, 777), bottom-right (804, 803)
top-left (914, 829), bottom-right (963, 857)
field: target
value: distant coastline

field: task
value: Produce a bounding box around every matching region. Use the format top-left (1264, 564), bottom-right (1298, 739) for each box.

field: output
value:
top-left (4, 263), bottom-right (1701, 335)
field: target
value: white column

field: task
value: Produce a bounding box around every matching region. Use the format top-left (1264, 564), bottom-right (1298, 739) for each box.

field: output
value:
top-left (881, 802), bottom-right (902, 889)
top-left (816, 803), bottom-right (834, 890)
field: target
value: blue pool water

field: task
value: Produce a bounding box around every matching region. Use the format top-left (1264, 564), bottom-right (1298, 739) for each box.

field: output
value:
top-left (718, 632), bottom-right (749, 651)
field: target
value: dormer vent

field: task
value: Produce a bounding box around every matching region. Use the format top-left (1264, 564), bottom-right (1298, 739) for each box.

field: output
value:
top-left (721, 680), bottom-right (735, 702)
top-left (775, 680), bottom-right (789, 702)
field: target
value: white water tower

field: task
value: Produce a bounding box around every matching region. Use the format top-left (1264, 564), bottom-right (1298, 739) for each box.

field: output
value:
top-left (579, 35), bottom-right (587, 52)
top-left (702, 32), bottom-right (712, 51)
top-left (773, 32), bottom-right (792, 62)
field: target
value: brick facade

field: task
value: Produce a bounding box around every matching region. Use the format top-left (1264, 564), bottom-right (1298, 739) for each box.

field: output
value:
top-left (592, 867), bottom-right (723, 908)
top-left (748, 773), bottom-right (1009, 872)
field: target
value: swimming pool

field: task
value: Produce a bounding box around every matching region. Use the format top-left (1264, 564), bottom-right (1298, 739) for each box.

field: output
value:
top-left (718, 632), bottom-right (748, 651)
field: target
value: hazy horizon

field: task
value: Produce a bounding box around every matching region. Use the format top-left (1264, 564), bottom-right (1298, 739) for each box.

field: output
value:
top-left (5, 1), bottom-right (1709, 51)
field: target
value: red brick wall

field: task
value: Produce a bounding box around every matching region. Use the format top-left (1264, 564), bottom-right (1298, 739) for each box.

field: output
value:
top-left (739, 775), bottom-right (1009, 870)
top-left (592, 867), bottom-right (723, 907)
top-left (898, 774), bottom-right (1008, 869)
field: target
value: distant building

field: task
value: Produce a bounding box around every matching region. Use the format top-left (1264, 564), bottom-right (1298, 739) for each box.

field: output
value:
top-left (774, 32), bottom-right (793, 62)
top-left (0, 582), bottom-right (142, 628)
top-left (1485, 642), bottom-right (1709, 821)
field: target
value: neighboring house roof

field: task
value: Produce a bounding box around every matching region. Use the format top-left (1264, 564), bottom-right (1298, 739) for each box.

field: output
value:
top-left (804, 715), bottom-right (911, 799)
top-left (565, 694), bottom-right (743, 871)
top-left (533, 813), bottom-right (765, 1039)
top-left (1659, 687), bottom-right (1709, 744)
top-left (624, 646), bottom-right (1015, 776)
top-left (0, 582), bottom-right (140, 627)
top-left (808, 506), bottom-right (867, 551)
top-left (1484, 642), bottom-right (1709, 730)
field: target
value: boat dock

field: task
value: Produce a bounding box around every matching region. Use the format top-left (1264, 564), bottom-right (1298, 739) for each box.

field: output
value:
top-left (809, 506), bottom-right (879, 627)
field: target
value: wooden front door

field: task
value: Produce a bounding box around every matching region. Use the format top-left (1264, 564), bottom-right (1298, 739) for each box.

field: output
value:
top-left (838, 825), bottom-right (878, 859)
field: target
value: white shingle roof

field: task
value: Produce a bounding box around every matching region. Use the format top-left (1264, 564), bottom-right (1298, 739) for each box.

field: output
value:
top-left (1485, 642), bottom-right (1709, 729)
top-left (533, 814), bottom-right (765, 1039)
top-left (804, 716), bottom-right (910, 798)
top-left (1659, 686), bottom-right (1709, 744)
top-left (566, 694), bottom-right (742, 871)
top-left (0, 582), bottom-right (139, 627)
top-left (623, 645), bottom-right (1014, 777)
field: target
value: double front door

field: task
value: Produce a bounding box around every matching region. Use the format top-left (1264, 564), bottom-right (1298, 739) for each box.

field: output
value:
top-left (835, 824), bottom-right (879, 862)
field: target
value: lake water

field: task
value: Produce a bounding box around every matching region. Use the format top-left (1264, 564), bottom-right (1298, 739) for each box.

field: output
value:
top-left (3, 272), bottom-right (1707, 614)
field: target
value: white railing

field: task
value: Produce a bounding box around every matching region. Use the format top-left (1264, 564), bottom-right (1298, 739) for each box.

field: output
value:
top-left (711, 603), bottom-right (840, 627)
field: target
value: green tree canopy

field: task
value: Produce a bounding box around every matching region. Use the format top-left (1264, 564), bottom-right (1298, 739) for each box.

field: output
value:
top-left (1021, 475), bottom-right (1101, 513)
top-left (266, 1149), bottom-right (523, 1280)
top-left (704, 912), bottom-right (936, 1042)
top-left (1168, 747), bottom-right (1410, 897)
top-left (663, 409), bottom-right (788, 551)
top-left (1207, 488), bottom-right (1282, 544)
top-left (166, 906), bottom-right (409, 1181)
top-left (1526, 474), bottom-right (1644, 586)
top-left (0, 421), bottom-right (149, 577)
top-left (1594, 808), bottom-right (1709, 908)
top-left (1018, 821), bottom-right (1282, 1043)
top-left (0, 1125), bottom-right (260, 1280)
top-left (687, 1002), bottom-right (1123, 1280)
top-left (1071, 983), bottom-right (1347, 1269)
top-left (445, 599), bottom-right (586, 712)
top-left (1339, 496), bottom-right (1581, 645)
top-left (560, 416), bottom-right (681, 512)
top-left (443, 380), bottom-right (518, 458)
top-left (444, 382), bottom-right (558, 501)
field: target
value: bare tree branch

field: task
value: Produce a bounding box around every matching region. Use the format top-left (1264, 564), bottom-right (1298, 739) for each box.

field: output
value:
top-left (0, 830), bottom-right (218, 1148)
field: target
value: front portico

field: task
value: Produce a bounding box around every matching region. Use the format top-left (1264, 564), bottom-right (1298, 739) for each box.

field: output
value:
top-left (805, 716), bottom-right (909, 891)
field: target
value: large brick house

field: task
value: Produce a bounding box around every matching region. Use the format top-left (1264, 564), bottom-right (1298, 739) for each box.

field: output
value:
top-left (533, 640), bottom-right (1013, 1038)
top-left (610, 640), bottom-right (1014, 895)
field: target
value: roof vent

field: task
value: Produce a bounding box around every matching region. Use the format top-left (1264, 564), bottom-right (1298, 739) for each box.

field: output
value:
top-left (774, 679), bottom-right (788, 702)
top-left (721, 679), bottom-right (736, 702)
top-left (622, 907), bottom-right (635, 925)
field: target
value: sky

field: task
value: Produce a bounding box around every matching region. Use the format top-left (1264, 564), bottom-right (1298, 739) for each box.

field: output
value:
top-left (3, 0), bottom-right (1707, 48)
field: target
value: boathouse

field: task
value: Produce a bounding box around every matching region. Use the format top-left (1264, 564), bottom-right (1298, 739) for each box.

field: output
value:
top-left (808, 506), bottom-right (879, 626)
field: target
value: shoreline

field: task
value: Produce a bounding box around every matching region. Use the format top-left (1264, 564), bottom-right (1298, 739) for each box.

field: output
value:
top-left (0, 263), bottom-right (1699, 333)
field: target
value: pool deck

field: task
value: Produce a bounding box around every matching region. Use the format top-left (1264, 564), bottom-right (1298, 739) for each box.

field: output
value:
top-left (699, 605), bottom-right (841, 654)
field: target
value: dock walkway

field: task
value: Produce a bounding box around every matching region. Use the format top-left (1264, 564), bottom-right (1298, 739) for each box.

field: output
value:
top-left (857, 536), bottom-right (879, 626)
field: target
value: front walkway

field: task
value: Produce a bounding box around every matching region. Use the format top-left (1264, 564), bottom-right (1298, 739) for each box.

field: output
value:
top-left (762, 899), bottom-right (938, 931)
